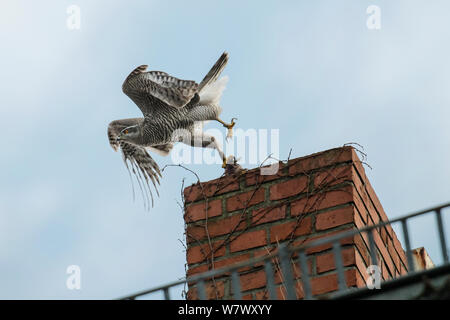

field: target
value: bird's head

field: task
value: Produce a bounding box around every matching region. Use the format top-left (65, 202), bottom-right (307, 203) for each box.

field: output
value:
top-left (117, 125), bottom-right (142, 144)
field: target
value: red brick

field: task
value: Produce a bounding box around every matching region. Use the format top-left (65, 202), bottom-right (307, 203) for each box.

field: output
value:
top-left (240, 269), bottom-right (267, 291)
top-left (392, 234), bottom-right (408, 269)
top-left (208, 214), bottom-right (247, 238)
top-left (185, 199), bottom-right (222, 222)
top-left (230, 229), bottom-right (267, 253)
top-left (311, 269), bottom-right (359, 296)
top-left (351, 151), bottom-right (370, 187)
top-left (353, 183), bottom-right (380, 225)
top-left (277, 281), bottom-right (305, 300)
top-left (380, 227), bottom-right (389, 244)
top-left (187, 280), bottom-right (225, 300)
top-left (387, 240), bottom-right (401, 276)
top-left (186, 264), bottom-right (209, 277)
top-left (252, 205), bottom-right (286, 225)
top-left (186, 214), bottom-right (246, 242)
top-left (400, 262), bottom-right (408, 276)
top-left (353, 194), bottom-right (370, 225)
top-left (354, 250), bottom-right (369, 285)
top-left (186, 224), bottom-right (207, 243)
top-left (346, 268), bottom-right (366, 288)
top-left (385, 225), bottom-right (396, 243)
top-left (315, 205), bottom-right (355, 231)
top-left (251, 247), bottom-right (276, 268)
top-left (288, 147), bottom-right (354, 176)
top-left (380, 261), bottom-right (390, 281)
top-left (373, 230), bottom-right (396, 277)
top-left (186, 241), bottom-right (226, 265)
top-left (311, 273), bottom-right (338, 295)
top-left (293, 227), bottom-right (355, 254)
top-left (269, 176), bottom-right (308, 201)
top-left (270, 217), bottom-right (312, 243)
top-left (245, 162), bottom-right (285, 187)
top-left (184, 176), bottom-right (239, 203)
top-left (361, 166), bottom-right (392, 225)
top-left (316, 247), bottom-right (356, 274)
top-left (214, 253), bottom-right (252, 270)
top-left (291, 186), bottom-right (354, 216)
top-left (314, 164), bottom-right (353, 190)
top-left (354, 233), bottom-right (371, 267)
top-left (254, 290), bottom-right (269, 300)
top-left (226, 188), bottom-right (265, 212)
top-left (351, 163), bottom-right (391, 229)
top-left (354, 207), bottom-right (366, 229)
top-left (275, 287), bottom-right (285, 300)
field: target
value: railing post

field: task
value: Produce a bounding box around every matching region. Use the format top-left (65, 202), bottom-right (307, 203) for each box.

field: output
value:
top-left (278, 243), bottom-right (297, 300)
top-left (231, 270), bottom-right (243, 300)
top-left (401, 219), bottom-right (415, 272)
top-left (435, 209), bottom-right (449, 263)
top-left (332, 241), bottom-right (347, 291)
top-left (197, 279), bottom-right (207, 300)
top-left (367, 229), bottom-right (378, 266)
top-left (264, 261), bottom-right (278, 300)
top-left (298, 250), bottom-right (313, 299)
top-left (163, 287), bottom-right (170, 300)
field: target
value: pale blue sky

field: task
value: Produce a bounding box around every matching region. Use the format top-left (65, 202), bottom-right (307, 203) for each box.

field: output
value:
top-left (0, 1), bottom-right (449, 299)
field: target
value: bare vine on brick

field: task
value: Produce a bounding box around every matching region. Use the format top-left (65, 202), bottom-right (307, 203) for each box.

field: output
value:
top-left (162, 163), bottom-right (222, 299)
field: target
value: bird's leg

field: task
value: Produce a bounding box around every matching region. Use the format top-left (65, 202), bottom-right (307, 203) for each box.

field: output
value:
top-left (181, 133), bottom-right (228, 168)
top-left (216, 118), bottom-right (237, 140)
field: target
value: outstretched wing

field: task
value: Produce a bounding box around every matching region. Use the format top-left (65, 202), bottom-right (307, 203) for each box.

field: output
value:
top-left (148, 143), bottom-right (174, 156)
top-left (122, 65), bottom-right (199, 115)
top-left (108, 119), bottom-right (162, 209)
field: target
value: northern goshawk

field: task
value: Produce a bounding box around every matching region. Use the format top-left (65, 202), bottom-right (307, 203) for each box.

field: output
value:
top-left (107, 52), bottom-right (235, 207)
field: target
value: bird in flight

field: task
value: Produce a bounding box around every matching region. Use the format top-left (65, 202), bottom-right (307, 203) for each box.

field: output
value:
top-left (107, 52), bottom-right (236, 208)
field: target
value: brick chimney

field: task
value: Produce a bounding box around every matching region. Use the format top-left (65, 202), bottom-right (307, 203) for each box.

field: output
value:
top-left (183, 146), bottom-right (408, 299)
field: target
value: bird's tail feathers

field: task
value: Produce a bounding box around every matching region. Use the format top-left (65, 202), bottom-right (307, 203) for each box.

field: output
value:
top-left (198, 52), bottom-right (229, 92)
top-left (198, 75), bottom-right (228, 106)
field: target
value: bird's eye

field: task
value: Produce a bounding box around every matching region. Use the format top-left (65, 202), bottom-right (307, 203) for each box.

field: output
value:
top-left (123, 129), bottom-right (129, 134)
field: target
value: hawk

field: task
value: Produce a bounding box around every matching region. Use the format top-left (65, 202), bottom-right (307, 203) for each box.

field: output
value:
top-left (107, 52), bottom-right (236, 208)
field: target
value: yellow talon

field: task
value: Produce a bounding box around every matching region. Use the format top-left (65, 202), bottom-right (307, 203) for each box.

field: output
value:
top-left (225, 118), bottom-right (236, 130)
top-left (217, 118), bottom-right (237, 140)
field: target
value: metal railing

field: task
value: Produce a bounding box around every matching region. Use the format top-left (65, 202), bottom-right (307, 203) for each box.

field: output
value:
top-left (119, 202), bottom-right (450, 300)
